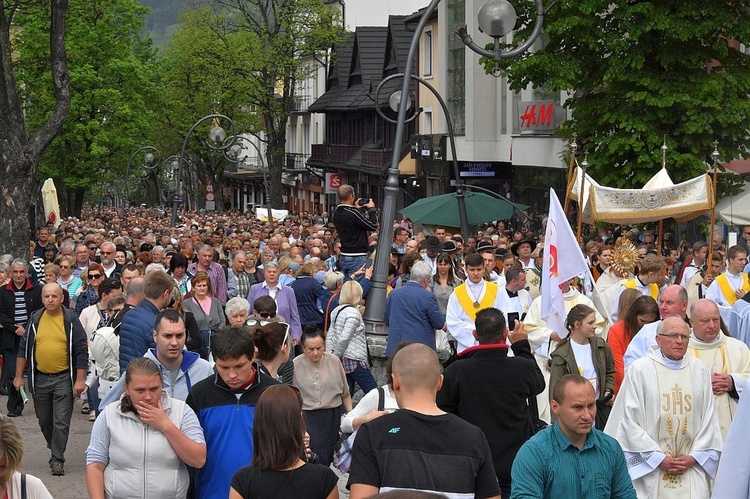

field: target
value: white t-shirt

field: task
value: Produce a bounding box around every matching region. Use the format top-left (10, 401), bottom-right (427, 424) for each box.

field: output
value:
top-left (570, 340), bottom-right (598, 395)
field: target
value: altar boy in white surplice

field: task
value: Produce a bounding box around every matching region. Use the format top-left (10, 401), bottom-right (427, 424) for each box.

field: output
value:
top-left (604, 316), bottom-right (723, 499)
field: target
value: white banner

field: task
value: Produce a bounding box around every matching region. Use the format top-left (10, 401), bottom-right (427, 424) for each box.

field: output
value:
top-left (541, 189), bottom-right (590, 341)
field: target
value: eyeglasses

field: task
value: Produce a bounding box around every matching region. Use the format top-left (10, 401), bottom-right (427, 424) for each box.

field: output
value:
top-left (59, 265), bottom-right (70, 269)
top-left (658, 333), bottom-right (690, 341)
top-left (246, 318), bottom-right (271, 327)
top-left (258, 311), bottom-right (276, 319)
top-left (100, 250), bottom-right (114, 255)
top-left (88, 274), bottom-right (102, 279)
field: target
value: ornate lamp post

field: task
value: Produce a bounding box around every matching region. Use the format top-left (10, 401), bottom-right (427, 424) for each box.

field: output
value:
top-left (170, 114), bottom-right (238, 227)
top-left (363, 0), bottom-right (546, 335)
top-left (124, 146), bottom-right (161, 215)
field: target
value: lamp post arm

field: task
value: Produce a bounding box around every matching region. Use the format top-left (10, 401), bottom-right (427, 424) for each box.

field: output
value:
top-left (457, 0), bottom-right (545, 61)
top-left (125, 146), bottom-right (161, 215)
top-left (171, 114), bottom-right (237, 227)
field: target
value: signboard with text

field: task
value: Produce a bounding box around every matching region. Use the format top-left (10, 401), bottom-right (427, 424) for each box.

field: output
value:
top-left (516, 100), bottom-right (565, 132)
top-left (458, 161), bottom-right (511, 178)
top-left (325, 173), bottom-right (343, 194)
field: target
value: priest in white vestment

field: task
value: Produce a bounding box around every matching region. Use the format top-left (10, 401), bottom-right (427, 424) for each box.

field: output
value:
top-left (712, 379), bottom-right (750, 499)
top-left (687, 299), bottom-right (750, 440)
top-left (605, 317), bottom-right (722, 499)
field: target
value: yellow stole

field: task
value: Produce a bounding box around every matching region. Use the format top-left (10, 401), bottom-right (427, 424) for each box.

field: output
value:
top-left (715, 273), bottom-right (750, 306)
top-left (624, 278), bottom-right (659, 300)
top-left (455, 281), bottom-right (499, 322)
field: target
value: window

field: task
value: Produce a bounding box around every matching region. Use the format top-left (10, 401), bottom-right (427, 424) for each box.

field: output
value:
top-left (423, 28), bottom-right (434, 78)
top-left (423, 109), bottom-right (433, 135)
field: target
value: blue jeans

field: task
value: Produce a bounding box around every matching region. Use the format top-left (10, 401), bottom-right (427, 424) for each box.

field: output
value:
top-left (33, 372), bottom-right (74, 464)
top-left (346, 361), bottom-right (378, 397)
top-left (339, 255), bottom-right (368, 282)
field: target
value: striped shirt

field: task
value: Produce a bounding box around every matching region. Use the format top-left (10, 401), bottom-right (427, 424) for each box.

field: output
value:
top-left (511, 422), bottom-right (636, 498)
top-left (13, 288), bottom-right (28, 325)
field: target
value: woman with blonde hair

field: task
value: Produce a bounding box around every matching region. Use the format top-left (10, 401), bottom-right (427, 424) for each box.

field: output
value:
top-left (326, 280), bottom-right (377, 396)
top-left (0, 414), bottom-right (53, 498)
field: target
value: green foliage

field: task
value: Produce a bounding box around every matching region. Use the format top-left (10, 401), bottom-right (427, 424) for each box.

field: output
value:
top-left (159, 0), bottom-right (343, 207)
top-left (15, 0), bottom-right (163, 210)
top-left (482, 0), bottom-right (750, 190)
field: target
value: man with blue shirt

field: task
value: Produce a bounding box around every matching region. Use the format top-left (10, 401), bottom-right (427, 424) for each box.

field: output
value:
top-left (186, 326), bottom-right (277, 499)
top-left (511, 374), bottom-right (636, 499)
top-left (384, 261), bottom-right (445, 357)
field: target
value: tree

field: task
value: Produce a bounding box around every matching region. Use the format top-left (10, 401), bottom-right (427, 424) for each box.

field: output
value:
top-left (489, 0), bottom-right (750, 189)
top-left (16, 0), bottom-right (163, 216)
top-left (161, 0), bottom-right (342, 209)
top-left (0, 1), bottom-right (70, 257)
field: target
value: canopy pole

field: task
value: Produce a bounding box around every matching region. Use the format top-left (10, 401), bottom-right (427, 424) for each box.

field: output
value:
top-left (576, 154), bottom-right (588, 243)
top-left (658, 219), bottom-right (663, 256)
top-left (707, 143), bottom-right (720, 271)
top-left (563, 139), bottom-right (578, 214)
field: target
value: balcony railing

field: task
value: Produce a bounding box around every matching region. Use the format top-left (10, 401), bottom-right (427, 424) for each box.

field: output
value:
top-left (362, 148), bottom-right (393, 169)
top-left (291, 95), bottom-right (311, 113)
top-left (310, 144), bottom-right (360, 164)
top-left (285, 153), bottom-right (310, 170)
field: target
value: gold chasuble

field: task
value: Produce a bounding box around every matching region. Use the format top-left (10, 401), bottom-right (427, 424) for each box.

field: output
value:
top-left (655, 362), bottom-right (695, 498)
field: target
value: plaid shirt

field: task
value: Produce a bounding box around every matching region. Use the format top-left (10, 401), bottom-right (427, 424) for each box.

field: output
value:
top-left (230, 269), bottom-right (254, 300)
top-left (187, 261), bottom-right (228, 305)
top-left (341, 356), bottom-right (368, 374)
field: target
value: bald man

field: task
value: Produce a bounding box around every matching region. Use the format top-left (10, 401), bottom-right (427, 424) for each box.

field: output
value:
top-left (348, 344), bottom-right (501, 499)
top-left (688, 299), bottom-right (750, 440)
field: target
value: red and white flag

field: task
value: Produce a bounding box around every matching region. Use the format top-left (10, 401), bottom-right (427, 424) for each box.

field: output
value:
top-left (541, 189), bottom-right (589, 341)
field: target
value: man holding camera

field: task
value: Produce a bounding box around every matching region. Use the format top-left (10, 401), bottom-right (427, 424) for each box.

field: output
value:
top-left (332, 184), bottom-right (378, 280)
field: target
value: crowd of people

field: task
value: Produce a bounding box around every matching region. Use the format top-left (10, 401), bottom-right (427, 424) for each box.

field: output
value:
top-left (0, 183), bottom-right (749, 498)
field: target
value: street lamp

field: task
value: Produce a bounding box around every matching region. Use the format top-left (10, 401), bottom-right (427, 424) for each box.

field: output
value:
top-left (224, 134), bottom-right (274, 224)
top-left (170, 114), bottom-right (238, 227)
top-left (124, 146), bottom-right (161, 215)
top-left (363, 0), bottom-right (546, 335)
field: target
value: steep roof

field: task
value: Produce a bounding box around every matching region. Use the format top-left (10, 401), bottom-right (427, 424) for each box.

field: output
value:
top-left (309, 15), bottom-right (415, 113)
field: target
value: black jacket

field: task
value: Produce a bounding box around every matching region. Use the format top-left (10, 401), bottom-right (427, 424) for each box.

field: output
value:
top-left (19, 307), bottom-right (89, 392)
top-left (437, 340), bottom-right (544, 489)
top-left (332, 204), bottom-right (378, 255)
top-left (0, 280), bottom-right (43, 350)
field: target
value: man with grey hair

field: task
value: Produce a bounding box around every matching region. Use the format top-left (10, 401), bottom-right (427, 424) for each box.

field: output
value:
top-left (247, 261), bottom-right (302, 342)
top-left (228, 251), bottom-right (254, 300)
top-left (605, 316), bottom-right (723, 498)
top-left (0, 259), bottom-right (43, 417)
top-left (99, 241), bottom-right (122, 279)
top-left (187, 244), bottom-right (230, 305)
top-left (384, 260), bottom-right (446, 357)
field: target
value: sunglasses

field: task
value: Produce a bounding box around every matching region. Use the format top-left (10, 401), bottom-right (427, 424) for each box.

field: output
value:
top-left (258, 311), bottom-right (276, 319)
top-left (88, 274), bottom-right (102, 279)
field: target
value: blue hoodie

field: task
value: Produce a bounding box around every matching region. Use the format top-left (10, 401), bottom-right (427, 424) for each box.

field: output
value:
top-left (99, 348), bottom-right (214, 409)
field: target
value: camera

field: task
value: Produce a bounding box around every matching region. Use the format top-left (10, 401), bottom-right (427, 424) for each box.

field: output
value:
top-left (356, 198), bottom-right (371, 207)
